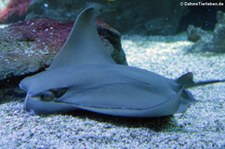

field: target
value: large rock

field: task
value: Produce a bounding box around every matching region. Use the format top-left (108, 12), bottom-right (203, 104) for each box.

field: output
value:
top-left (189, 11), bottom-right (225, 53)
top-left (26, 0), bottom-right (188, 35)
top-left (0, 18), bottom-right (127, 89)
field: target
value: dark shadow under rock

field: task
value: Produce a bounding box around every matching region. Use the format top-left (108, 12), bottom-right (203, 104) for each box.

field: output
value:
top-left (0, 87), bottom-right (25, 104)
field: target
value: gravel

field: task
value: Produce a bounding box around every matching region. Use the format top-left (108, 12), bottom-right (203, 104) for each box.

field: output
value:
top-left (0, 34), bottom-right (225, 148)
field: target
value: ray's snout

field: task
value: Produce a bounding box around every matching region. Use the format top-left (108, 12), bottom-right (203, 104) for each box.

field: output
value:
top-left (19, 79), bottom-right (28, 92)
top-left (23, 92), bottom-right (77, 115)
top-left (23, 95), bottom-right (39, 114)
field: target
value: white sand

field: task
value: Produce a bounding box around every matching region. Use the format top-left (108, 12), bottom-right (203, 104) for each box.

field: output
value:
top-left (0, 34), bottom-right (225, 148)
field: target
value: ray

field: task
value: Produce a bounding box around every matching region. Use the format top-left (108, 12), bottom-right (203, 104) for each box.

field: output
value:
top-left (19, 7), bottom-right (225, 117)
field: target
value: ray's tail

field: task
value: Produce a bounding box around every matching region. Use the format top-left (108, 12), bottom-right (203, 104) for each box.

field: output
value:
top-left (176, 72), bottom-right (225, 88)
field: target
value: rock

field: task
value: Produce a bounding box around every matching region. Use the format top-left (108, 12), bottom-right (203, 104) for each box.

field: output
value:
top-left (189, 11), bottom-right (225, 53)
top-left (210, 24), bottom-right (225, 52)
top-left (187, 25), bottom-right (208, 42)
top-left (96, 19), bottom-right (126, 64)
top-left (0, 0), bottom-right (30, 23)
top-left (25, 0), bottom-right (188, 35)
top-left (0, 18), bottom-right (127, 89)
top-left (216, 10), bottom-right (225, 24)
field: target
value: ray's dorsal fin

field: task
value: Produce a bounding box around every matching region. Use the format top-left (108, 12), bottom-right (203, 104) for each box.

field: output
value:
top-left (176, 72), bottom-right (195, 88)
top-left (49, 7), bottom-right (115, 69)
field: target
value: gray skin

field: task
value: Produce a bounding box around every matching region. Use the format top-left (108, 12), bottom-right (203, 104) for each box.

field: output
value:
top-left (19, 7), bottom-right (225, 117)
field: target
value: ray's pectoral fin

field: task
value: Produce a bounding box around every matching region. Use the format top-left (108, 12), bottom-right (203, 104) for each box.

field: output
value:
top-left (49, 7), bottom-right (115, 69)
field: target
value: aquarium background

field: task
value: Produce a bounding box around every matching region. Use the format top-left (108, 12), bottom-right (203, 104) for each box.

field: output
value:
top-left (0, 0), bottom-right (225, 148)
top-left (0, 0), bottom-right (224, 34)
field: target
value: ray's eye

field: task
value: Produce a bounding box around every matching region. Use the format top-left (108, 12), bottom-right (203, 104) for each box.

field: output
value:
top-left (49, 87), bottom-right (68, 98)
top-left (39, 91), bottom-right (55, 101)
top-left (33, 87), bottom-right (68, 101)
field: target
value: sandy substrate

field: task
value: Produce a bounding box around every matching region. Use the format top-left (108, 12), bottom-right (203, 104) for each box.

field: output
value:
top-left (0, 34), bottom-right (225, 148)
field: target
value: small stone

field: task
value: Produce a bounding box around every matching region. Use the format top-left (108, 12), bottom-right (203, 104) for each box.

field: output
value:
top-left (187, 25), bottom-right (207, 42)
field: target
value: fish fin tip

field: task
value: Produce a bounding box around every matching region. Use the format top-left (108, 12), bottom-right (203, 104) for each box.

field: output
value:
top-left (176, 72), bottom-right (195, 88)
